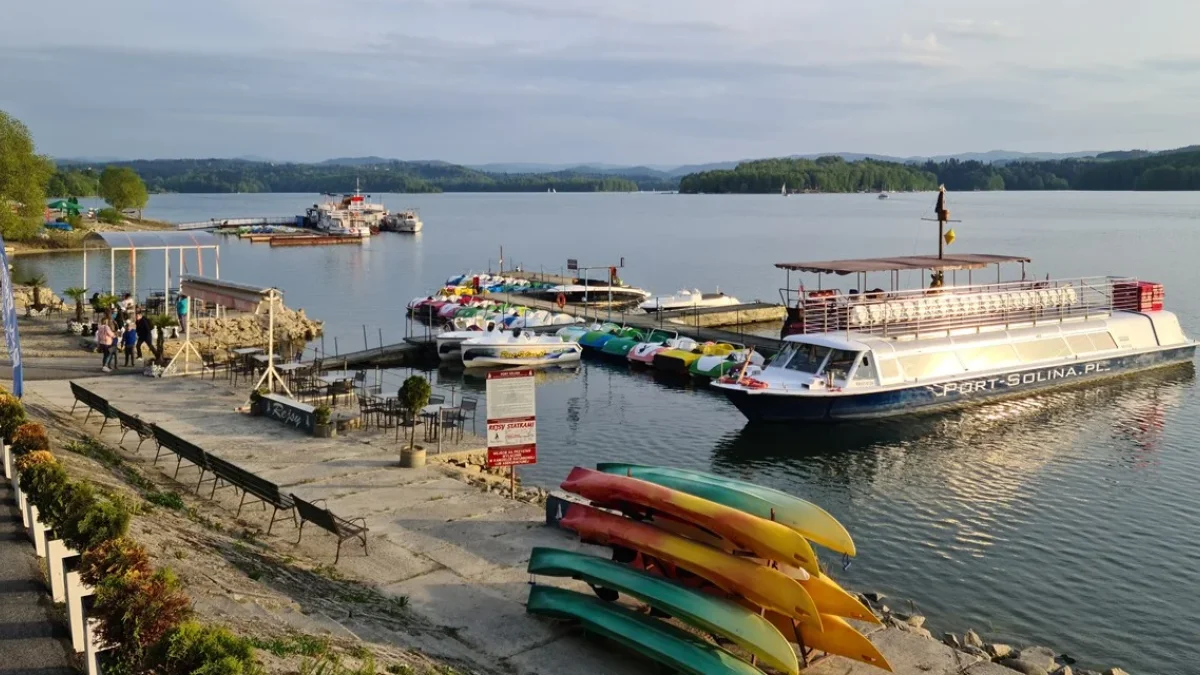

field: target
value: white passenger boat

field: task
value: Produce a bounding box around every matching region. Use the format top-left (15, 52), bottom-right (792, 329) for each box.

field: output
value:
top-left (460, 329), bottom-right (583, 368)
top-left (640, 289), bottom-right (741, 312)
top-left (383, 208), bottom-right (423, 233)
top-left (436, 322), bottom-right (499, 362)
top-left (712, 190), bottom-right (1195, 422)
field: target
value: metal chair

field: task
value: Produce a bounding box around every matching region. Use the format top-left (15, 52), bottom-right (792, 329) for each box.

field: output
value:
top-left (457, 398), bottom-right (479, 435)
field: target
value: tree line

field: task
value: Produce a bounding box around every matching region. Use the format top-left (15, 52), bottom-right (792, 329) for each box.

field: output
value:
top-left (680, 151), bottom-right (1200, 193)
top-left (56, 159), bottom-right (674, 194)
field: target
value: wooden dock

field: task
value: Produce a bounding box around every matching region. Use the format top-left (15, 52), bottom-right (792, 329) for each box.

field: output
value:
top-left (269, 236), bottom-right (364, 247)
top-left (177, 216), bottom-right (296, 231)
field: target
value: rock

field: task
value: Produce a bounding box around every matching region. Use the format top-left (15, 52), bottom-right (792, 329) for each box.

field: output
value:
top-left (1018, 646), bottom-right (1057, 671)
top-left (862, 591), bottom-right (886, 604)
top-left (464, 464), bottom-right (482, 474)
top-left (877, 604), bottom-right (890, 615)
top-left (964, 629), bottom-right (984, 649)
top-left (909, 626), bottom-right (933, 640)
top-left (999, 658), bottom-right (1050, 675)
top-left (943, 633), bottom-right (961, 649)
top-left (1102, 669), bottom-right (1129, 675)
top-left (963, 645), bottom-right (987, 658)
top-left (987, 643), bottom-right (1014, 660)
top-left (904, 614), bottom-right (926, 629)
top-left (1051, 667), bottom-right (1073, 675)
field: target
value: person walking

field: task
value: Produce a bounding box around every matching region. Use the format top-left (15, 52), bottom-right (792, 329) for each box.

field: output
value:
top-left (175, 295), bottom-right (189, 335)
top-left (118, 293), bottom-right (135, 324)
top-left (96, 319), bottom-right (115, 373)
top-left (122, 321), bottom-right (138, 367)
top-left (134, 312), bottom-right (152, 359)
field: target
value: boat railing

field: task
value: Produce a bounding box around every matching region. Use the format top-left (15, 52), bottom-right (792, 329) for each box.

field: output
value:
top-left (779, 276), bottom-right (1136, 338)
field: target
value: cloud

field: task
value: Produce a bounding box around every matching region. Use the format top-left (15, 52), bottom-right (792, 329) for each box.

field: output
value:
top-left (939, 19), bottom-right (1015, 41)
top-left (901, 32), bottom-right (944, 53)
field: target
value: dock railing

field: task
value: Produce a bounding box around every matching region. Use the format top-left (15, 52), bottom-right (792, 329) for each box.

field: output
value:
top-left (780, 276), bottom-right (1136, 339)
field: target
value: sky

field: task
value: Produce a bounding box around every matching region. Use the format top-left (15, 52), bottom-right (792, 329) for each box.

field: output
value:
top-left (3, 0), bottom-right (1200, 165)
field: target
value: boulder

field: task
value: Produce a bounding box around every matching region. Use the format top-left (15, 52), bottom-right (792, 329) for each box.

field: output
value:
top-left (1101, 669), bottom-right (1129, 675)
top-left (909, 626), bottom-right (933, 640)
top-left (943, 633), bottom-right (961, 649)
top-left (904, 614), bottom-right (926, 629)
top-left (964, 629), bottom-right (984, 649)
top-left (999, 658), bottom-right (1050, 675)
top-left (1018, 646), bottom-right (1057, 671)
top-left (1051, 667), bottom-right (1073, 675)
top-left (861, 591), bottom-right (886, 604)
top-left (987, 643), bottom-right (1014, 660)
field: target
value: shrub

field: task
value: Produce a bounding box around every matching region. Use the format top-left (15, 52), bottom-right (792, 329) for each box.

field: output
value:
top-left (11, 421), bottom-right (50, 456)
top-left (18, 459), bottom-right (68, 516)
top-left (97, 207), bottom-right (123, 225)
top-left (147, 490), bottom-right (186, 511)
top-left (15, 448), bottom-right (55, 473)
top-left (93, 567), bottom-right (192, 674)
top-left (0, 393), bottom-right (27, 442)
top-left (66, 213), bottom-right (84, 230)
top-left (67, 493), bottom-right (132, 552)
top-left (79, 536), bottom-right (152, 586)
top-left (152, 621), bottom-right (263, 675)
top-left (313, 405), bottom-right (331, 426)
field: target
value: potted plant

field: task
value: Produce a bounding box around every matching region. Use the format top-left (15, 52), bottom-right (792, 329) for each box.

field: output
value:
top-left (22, 273), bottom-right (47, 314)
top-left (398, 375), bottom-right (431, 468)
top-left (0, 393), bottom-right (27, 445)
top-left (313, 404), bottom-right (334, 438)
top-left (64, 286), bottom-right (88, 325)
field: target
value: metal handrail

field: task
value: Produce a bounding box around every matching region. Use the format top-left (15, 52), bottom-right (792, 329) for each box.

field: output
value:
top-left (781, 276), bottom-right (1140, 339)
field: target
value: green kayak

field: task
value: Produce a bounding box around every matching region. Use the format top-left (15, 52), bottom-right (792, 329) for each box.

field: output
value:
top-left (528, 547), bottom-right (797, 674)
top-left (596, 463), bottom-right (855, 556)
top-left (601, 328), bottom-right (673, 359)
top-left (526, 585), bottom-right (764, 675)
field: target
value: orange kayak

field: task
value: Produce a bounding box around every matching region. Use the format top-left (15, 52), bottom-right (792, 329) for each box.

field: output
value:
top-left (562, 466), bottom-right (820, 575)
top-left (560, 503), bottom-right (821, 628)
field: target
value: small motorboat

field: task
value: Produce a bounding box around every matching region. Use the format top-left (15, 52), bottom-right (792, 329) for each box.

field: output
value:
top-left (877, 192), bottom-right (889, 200)
top-left (628, 335), bottom-right (696, 366)
top-left (556, 323), bottom-right (599, 343)
top-left (602, 328), bottom-right (674, 360)
top-left (531, 283), bottom-right (651, 306)
top-left (460, 329), bottom-right (583, 368)
top-left (436, 322), bottom-right (498, 362)
top-left (640, 289), bottom-right (741, 313)
top-left (652, 341), bottom-right (738, 374)
top-left (689, 345), bottom-right (765, 380)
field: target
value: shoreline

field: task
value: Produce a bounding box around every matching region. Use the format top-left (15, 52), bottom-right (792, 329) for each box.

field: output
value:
top-left (13, 373), bottom-right (1127, 675)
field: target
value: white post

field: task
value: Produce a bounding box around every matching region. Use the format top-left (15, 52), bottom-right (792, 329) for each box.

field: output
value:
top-left (2, 443), bottom-right (10, 479)
top-left (215, 247), bottom-right (221, 279)
top-left (48, 539), bottom-right (79, 603)
top-left (109, 249), bottom-right (114, 295)
top-left (163, 248), bottom-right (169, 308)
top-left (184, 290), bottom-right (192, 372)
top-left (66, 571), bottom-right (94, 653)
top-left (82, 247), bottom-right (87, 290)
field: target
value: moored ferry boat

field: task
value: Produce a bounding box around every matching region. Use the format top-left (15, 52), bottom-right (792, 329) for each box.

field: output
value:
top-left (712, 191), bottom-right (1196, 422)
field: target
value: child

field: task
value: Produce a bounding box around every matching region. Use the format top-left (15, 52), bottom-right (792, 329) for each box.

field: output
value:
top-left (122, 321), bottom-right (138, 367)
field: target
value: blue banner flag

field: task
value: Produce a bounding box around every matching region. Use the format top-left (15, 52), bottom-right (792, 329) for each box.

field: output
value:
top-left (0, 237), bottom-right (23, 398)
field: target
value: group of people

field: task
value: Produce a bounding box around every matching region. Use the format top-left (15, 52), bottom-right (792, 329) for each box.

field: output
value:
top-left (92, 292), bottom-right (191, 373)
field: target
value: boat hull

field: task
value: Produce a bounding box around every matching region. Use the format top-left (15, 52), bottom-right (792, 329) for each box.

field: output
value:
top-left (460, 343), bottom-right (583, 368)
top-left (721, 345), bottom-right (1196, 422)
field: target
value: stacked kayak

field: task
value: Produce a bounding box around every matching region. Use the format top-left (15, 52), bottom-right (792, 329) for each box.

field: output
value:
top-left (527, 463), bottom-right (892, 674)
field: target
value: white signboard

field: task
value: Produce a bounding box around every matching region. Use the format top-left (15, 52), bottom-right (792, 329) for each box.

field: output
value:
top-left (486, 369), bottom-right (537, 468)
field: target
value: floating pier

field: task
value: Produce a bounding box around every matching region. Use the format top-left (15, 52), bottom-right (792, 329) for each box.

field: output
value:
top-left (269, 236), bottom-right (364, 247)
top-left (176, 216), bottom-right (296, 231)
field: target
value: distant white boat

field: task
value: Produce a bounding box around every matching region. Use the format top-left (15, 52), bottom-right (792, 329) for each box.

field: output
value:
top-left (878, 192), bottom-right (890, 200)
top-left (781, 183), bottom-right (787, 196)
top-left (460, 329), bottom-right (582, 367)
top-left (640, 289), bottom-right (741, 312)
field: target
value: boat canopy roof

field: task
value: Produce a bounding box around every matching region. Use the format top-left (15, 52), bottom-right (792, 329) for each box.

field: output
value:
top-left (774, 253), bottom-right (1031, 275)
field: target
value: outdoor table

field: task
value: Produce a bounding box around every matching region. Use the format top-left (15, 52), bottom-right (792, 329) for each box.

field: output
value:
top-left (319, 373), bottom-right (356, 405)
top-left (421, 404), bottom-right (461, 450)
top-left (230, 347), bottom-right (263, 356)
top-left (251, 353), bottom-right (281, 363)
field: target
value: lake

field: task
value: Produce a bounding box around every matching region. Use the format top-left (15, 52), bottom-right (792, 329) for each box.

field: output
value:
top-left (18, 191), bottom-right (1200, 673)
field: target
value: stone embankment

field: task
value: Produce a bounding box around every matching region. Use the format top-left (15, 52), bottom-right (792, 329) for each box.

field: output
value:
top-left (178, 304), bottom-right (323, 357)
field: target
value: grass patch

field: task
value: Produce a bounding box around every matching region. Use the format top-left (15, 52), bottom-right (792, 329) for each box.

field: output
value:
top-left (250, 633), bottom-right (331, 658)
top-left (385, 666), bottom-right (414, 675)
top-left (63, 437), bottom-right (156, 492)
top-left (146, 490), bottom-right (186, 511)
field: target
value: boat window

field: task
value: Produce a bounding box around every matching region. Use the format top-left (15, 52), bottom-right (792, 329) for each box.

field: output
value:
top-left (785, 344), bottom-right (831, 374)
top-left (1014, 337), bottom-right (1072, 362)
top-left (876, 357), bottom-right (901, 381)
top-left (768, 344), bottom-right (796, 368)
top-left (957, 344), bottom-right (1021, 370)
top-left (853, 353), bottom-right (877, 384)
top-left (1065, 334), bottom-right (1096, 355)
top-left (1089, 332), bottom-right (1118, 351)
top-left (824, 349), bottom-right (858, 380)
top-left (896, 351), bottom-right (965, 380)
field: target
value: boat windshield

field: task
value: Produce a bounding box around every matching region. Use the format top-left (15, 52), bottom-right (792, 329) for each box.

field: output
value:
top-left (772, 343), bottom-right (862, 377)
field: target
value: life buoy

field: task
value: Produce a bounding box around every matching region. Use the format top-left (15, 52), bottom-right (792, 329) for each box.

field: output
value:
top-left (740, 377), bottom-right (769, 390)
top-left (555, 292), bottom-right (567, 310)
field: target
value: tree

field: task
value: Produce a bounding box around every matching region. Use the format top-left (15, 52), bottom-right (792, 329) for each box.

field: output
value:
top-left (22, 273), bottom-right (47, 310)
top-left (64, 287), bottom-right (89, 323)
top-left (149, 314), bottom-right (178, 364)
top-left (398, 375), bottom-right (431, 455)
top-left (0, 110), bottom-right (53, 241)
top-left (98, 166), bottom-right (149, 217)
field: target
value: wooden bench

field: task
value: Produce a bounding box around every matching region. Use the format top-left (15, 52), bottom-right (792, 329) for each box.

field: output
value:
top-left (150, 425), bottom-right (214, 493)
top-left (69, 381), bottom-right (117, 432)
top-left (207, 455), bottom-right (295, 535)
top-left (292, 495), bottom-right (368, 564)
top-left (110, 407), bottom-right (154, 452)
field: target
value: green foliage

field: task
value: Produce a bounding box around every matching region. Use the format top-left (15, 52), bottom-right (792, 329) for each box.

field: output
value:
top-left (17, 454), bottom-right (66, 510)
top-left (69, 492), bottom-right (133, 552)
top-left (147, 490), bottom-right (186, 511)
top-left (152, 621), bottom-right (264, 675)
top-left (0, 110), bottom-right (53, 241)
top-left (22, 272), bottom-right (47, 308)
top-left (64, 286), bottom-right (89, 322)
top-left (313, 404), bottom-right (332, 426)
top-left (93, 567), bottom-right (193, 674)
top-left (45, 167), bottom-right (100, 197)
top-left (79, 536), bottom-right (152, 586)
top-left (11, 421), bottom-right (49, 455)
top-left (249, 633), bottom-right (330, 658)
top-left (299, 653), bottom-right (379, 675)
top-left (97, 206), bottom-right (124, 224)
top-left (0, 392), bottom-right (27, 441)
top-left (79, 158), bottom-right (666, 194)
top-left (99, 166), bottom-right (149, 213)
top-left (679, 156), bottom-right (939, 194)
top-left (398, 376), bottom-right (431, 412)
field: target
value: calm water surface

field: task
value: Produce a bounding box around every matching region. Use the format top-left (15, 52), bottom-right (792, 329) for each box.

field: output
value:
top-left (22, 192), bottom-right (1200, 674)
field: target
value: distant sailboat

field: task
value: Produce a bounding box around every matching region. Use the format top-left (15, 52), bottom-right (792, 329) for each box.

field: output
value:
top-left (781, 183), bottom-right (787, 196)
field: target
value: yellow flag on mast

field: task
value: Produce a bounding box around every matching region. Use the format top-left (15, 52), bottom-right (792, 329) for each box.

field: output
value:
top-left (944, 229), bottom-right (956, 246)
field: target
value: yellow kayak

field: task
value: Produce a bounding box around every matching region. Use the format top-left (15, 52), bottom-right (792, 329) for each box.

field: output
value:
top-left (766, 612), bottom-right (893, 672)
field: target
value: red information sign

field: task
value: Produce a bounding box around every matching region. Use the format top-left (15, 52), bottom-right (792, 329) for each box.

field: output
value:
top-left (486, 369), bottom-right (537, 471)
